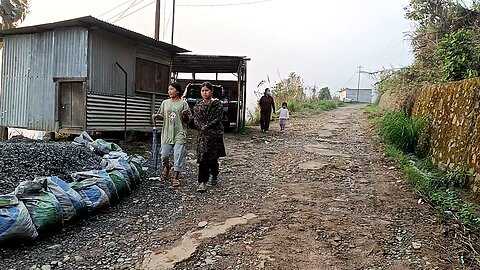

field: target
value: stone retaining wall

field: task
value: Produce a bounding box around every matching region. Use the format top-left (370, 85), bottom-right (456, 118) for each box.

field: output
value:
top-left (412, 78), bottom-right (480, 190)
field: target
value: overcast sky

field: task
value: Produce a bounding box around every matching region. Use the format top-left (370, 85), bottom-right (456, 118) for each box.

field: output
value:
top-left (21, 0), bottom-right (414, 107)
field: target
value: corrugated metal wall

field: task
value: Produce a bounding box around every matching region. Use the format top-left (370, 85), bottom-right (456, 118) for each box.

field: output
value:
top-left (136, 43), bottom-right (171, 66)
top-left (0, 27), bottom-right (88, 131)
top-left (87, 29), bottom-right (172, 132)
top-left (54, 28), bottom-right (89, 77)
top-left (28, 31), bottom-right (55, 131)
top-left (1, 26), bottom-right (173, 133)
top-left (346, 90), bottom-right (372, 103)
top-left (89, 29), bottom-right (135, 96)
top-left (88, 29), bottom-right (172, 97)
top-left (1, 34), bottom-right (32, 128)
top-left (87, 93), bottom-right (163, 132)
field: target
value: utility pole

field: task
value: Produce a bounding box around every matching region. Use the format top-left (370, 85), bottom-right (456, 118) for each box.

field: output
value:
top-left (356, 65), bottom-right (362, 102)
top-left (154, 0), bottom-right (161, 40)
top-left (171, 0), bottom-right (176, 44)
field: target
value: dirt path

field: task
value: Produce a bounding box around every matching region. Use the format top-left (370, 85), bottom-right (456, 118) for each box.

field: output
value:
top-left (1, 104), bottom-right (473, 270)
top-left (160, 104), bottom-right (471, 269)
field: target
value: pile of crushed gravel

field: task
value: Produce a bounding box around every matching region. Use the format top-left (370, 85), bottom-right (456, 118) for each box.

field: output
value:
top-left (0, 136), bottom-right (102, 193)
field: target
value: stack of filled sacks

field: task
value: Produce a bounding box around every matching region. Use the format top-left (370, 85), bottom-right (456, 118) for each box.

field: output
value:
top-left (0, 134), bottom-right (146, 244)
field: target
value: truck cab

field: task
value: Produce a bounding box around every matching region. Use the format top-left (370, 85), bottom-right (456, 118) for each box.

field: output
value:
top-left (183, 83), bottom-right (233, 131)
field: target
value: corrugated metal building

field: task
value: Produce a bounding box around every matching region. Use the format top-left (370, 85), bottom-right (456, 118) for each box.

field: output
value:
top-left (0, 16), bottom-right (188, 134)
top-left (337, 88), bottom-right (373, 103)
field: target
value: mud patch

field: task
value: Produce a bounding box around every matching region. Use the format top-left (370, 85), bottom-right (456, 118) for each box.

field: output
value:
top-left (304, 144), bottom-right (351, 158)
top-left (315, 130), bottom-right (333, 137)
top-left (142, 213), bottom-right (257, 270)
top-left (322, 123), bottom-right (340, 131)
top-left (298, 160), bottom-right (329, 170)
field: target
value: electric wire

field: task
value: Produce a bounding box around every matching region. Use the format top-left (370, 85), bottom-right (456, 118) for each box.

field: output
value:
top-left (162, 10), bottom-right (173, 40)
top-left (114, 0), bottom-right (156, 22)
top-left (113, 0), bottom-right (275, 23)
top-left (107, 0), bottom-right (148, 22)
top-left (178, 0), bottom-right (272, 7)
top-left (97, 0), bottom-right (135, 18)
top-left (113, 0), bottom-right (139, 23)
top-left (162, 0), bottom-right (166, 38)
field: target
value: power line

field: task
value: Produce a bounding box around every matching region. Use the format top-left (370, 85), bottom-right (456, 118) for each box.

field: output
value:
top-left (162, 10), bottom-right (173, 40)
top-left (113, 0), bottom-right (139, 23)
top-left (106, 0), bottom-right (148, 22)
top-left (177, 0), bottom-right (273, 7)
top-left (163, 0), bottom-right (166, 38)
top-left (112, 0), bottom-right (274, 26)
top-left (111, 0), bottom-right (153, 22)
top-left (97, 0), bottom-right (135, 18)
top-left (115, 0), bottom-right (156, 22)
top-left (364, 31), bottom-right (403, 69)
top-left (344, 72), bottom-right (358, 88)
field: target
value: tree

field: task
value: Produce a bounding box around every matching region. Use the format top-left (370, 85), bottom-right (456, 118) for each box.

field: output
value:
top-left (0, 0), bottom-right (29, 30)
top-left (377, 0), bottom-right (480, 98)
top-left (270, 72), bottom-right (306, 105)
top-left (404, 0), bottom-right (480, 83)
top-left (436, 29), bottom-right (480, 81)
top-left (318, 87), bottom-right (331, 100)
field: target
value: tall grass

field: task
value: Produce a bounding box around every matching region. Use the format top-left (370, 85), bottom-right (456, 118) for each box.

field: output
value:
top-left (385, 145), bottom-right (480, 227)
top-left (288, 99), bottom-right (343, 112)
top-left (364, 104), bottom-right (384, 119)
top-left (377, 111), bottom-right (425, 153)
top-left (372, 112), bottom-right (480, 228)
top-left (246, 110), bottom-right (260, 126)
top-left (246, 99), bottom-right (343, 127)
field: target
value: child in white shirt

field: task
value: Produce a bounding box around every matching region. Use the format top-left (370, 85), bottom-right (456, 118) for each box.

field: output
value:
top-left (277, 102), bottom-right (290, 132)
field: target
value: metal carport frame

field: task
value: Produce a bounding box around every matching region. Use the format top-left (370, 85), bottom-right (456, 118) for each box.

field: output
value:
top-left (172, 54), bottom-right (249, 131)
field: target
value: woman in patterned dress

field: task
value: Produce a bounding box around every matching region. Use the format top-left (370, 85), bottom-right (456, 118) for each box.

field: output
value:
top-left (193, 81), bottom-right (226, 192)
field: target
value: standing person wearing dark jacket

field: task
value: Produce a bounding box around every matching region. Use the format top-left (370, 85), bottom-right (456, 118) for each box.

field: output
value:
top-left (258, 88), bottom-right (276, 132)
top-left (193, 82), bottom-right (227, 193)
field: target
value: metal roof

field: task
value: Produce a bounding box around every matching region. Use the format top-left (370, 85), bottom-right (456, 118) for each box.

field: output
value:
top-left (0, 16), bottom-right (189, 54)
top-left (172, 54), bottom-right (250, 73)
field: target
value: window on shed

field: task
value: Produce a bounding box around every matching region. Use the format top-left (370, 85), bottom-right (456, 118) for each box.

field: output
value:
top-left (135, 58), bottom-right (170, 94)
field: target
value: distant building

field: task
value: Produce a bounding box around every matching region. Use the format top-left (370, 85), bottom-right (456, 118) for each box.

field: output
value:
top-left (337, 88), bottom-right (372, 103)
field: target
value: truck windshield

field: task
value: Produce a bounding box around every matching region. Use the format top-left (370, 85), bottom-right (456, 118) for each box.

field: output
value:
top-left (186, 85), bottom-right (225, 99)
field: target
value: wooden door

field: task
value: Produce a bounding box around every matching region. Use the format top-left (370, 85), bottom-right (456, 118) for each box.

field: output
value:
top-left (58, 82), bottom-right (85, 130)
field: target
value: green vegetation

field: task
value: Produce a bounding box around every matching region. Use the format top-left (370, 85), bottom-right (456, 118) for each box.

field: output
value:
top-left (247, 72), bottom-right (342, 126)
top-left (310, 86), bottom-right (332, 100)
top-left (246, 99), bottom-right (342, 126)
top-left (364, 104), bottom-right (384, 119)
top-left (288, 99), bottom-right (342, 112)
top-left (384, 145), bottom-right (480, 227)
top-left (366, 107), bottom-right (480, 228)
top-left (370, 0), bottom-right (480, 228)
top-left (437, 29), bottom-right (480, 81)
top-left (0, 0), bottom-right (29, 30)
top-left (246, 110), bottom-right (260, 126)
top-left (377, 0), bottom-right (480, 101)
top-left (377, 111), bottom-right (425, 153)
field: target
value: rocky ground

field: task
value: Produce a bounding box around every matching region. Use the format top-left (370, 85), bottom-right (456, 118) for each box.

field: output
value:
top-left (1, 103), bottom-right (479, 269)
top-left (0, 138), bottom-right (102, 191)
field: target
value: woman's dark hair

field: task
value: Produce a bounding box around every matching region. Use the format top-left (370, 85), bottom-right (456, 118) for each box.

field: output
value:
top-left (282, 101), bottom-right (288, 107)
top-left (201, 81), bottom-right (213, 91)
top-left (170, 82), bottom-right (183, 96)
